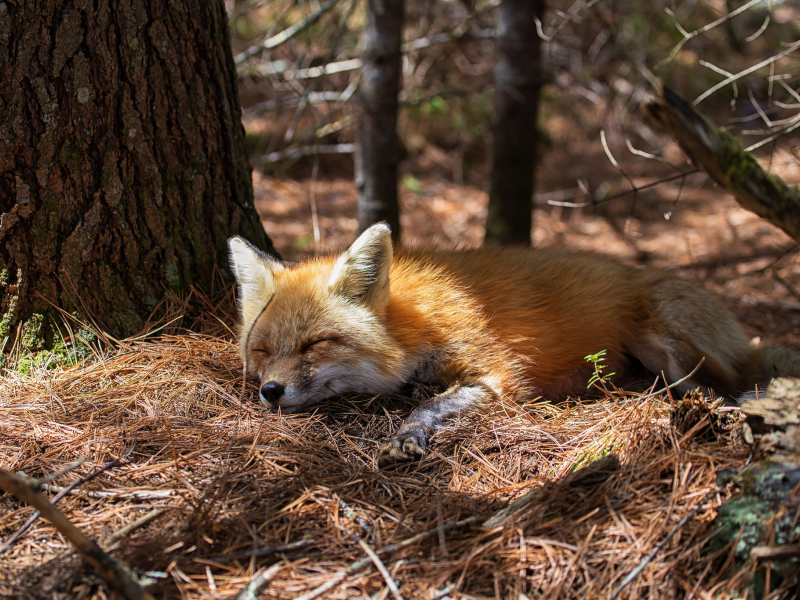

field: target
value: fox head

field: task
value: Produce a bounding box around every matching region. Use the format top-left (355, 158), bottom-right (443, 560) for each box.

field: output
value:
top-left (228, 224), bottom-right (404, 412)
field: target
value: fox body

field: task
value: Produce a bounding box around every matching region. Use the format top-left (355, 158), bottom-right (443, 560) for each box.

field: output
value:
top-left (229, 224), bottom-right (800, 467)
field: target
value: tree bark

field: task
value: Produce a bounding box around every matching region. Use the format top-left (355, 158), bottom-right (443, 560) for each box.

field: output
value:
top-left (484, 0), bottom-right (545, 246)
top-left (0, 0), bottom-right (275, 344)
top-left (355, 0), bottom-right (404, 240)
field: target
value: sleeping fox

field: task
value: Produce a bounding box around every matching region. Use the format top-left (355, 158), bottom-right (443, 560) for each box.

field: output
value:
top-left (228, 223), bottom-right (800, 467)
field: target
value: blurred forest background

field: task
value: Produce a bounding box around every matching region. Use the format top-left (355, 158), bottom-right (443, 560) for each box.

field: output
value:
top-left (229, 0), bottom-right (800, 345)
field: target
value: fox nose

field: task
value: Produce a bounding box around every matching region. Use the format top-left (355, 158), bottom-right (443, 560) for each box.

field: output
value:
top-left (260, 381), bottom-right (285, 404)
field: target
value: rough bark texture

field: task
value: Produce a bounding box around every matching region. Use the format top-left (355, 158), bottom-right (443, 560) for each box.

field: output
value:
top-left (484, 0), bottom-right (545, 246)
top-left (355, 0), bottom-right (404, 240)
top-left (642, 85), bottom-right (800, 245)
top-left (0, 0), bottom-right (274, 343)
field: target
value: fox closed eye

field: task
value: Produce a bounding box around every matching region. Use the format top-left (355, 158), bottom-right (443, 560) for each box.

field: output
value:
top-left (301, 338), bottom-right (338, 353)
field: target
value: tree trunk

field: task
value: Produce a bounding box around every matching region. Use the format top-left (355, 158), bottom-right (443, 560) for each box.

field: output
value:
top-left (0, 0), bottom-right (275, 345)
top-left (355, 0), bottom-right (404, 240)
top-left (484, 0), bottom-right (545, 246)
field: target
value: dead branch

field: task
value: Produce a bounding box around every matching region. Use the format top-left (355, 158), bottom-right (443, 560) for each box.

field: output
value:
top-left (0, 458), bottom-right (122, 555)
top-left (336, 523), bottom-right (404, 600)
top-left (751, 544), bottom-right (800, 561)
top-left (209, 538), bottom-right (314, 564)
top-left (257, 143), bottom-right (356, 165)
top-left (39, 482), bottom-right (173, 500)
top-left (232, 563), bottom-right (283, 600)
top-left (357, 537), bottom-right (404, 600)
top-left (642, 84), bottom-right (800, 245)
top-left (0, 468), bottom-right (154, 600)
top-left (234, 0), bottom-right (343, 64)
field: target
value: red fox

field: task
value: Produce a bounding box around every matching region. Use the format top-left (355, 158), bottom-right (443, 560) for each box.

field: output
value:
top-left (229, 224), bottom-right (800, 467)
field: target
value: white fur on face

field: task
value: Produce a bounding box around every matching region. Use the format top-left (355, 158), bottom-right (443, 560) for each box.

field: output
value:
top-left (264, 360), bottom-right (404, 413)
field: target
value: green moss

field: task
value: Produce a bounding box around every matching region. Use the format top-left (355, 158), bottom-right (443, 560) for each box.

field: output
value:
top-left (21, 313), bottom-right (46, 351)
top-left (13, 317), bottom-right (98, 376)
top-left (0, 296), bottom-right (18, 338)
top-left (717, 127), bottom-right (799, 213)
top-left (710, 496), bottom-right (773, 560)
top-left (710, 462), bottom-right (800, 595)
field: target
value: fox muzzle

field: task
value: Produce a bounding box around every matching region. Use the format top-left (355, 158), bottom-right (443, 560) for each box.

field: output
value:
top-left (260, 381), bottom-right (285, 406)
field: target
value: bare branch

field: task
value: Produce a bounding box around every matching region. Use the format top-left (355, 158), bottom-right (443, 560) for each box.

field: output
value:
top-left (658, 0), bottom-right (762, 69)
top-left (0, 468), bottom-right (153, 600)
top-left (358, 538), bottom-right (404, 600)
top-left (643, 85), bottom-right (800, 244)
top-left (694, 41), bottom-right (800, 105)
top-left (235, 0), bottom-right (343, 64)
top-left (242, 57), bottom-right (363, 80)
top-left (745, 114), bottom-right (800, 152)
top-left (0, 458), bottom-right (122, 555)
top-left (256, 143), bottom-right (356, 165)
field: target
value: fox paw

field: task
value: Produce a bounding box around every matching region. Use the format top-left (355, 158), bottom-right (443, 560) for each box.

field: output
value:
top-left (377, 431), bottom-right (426, 468)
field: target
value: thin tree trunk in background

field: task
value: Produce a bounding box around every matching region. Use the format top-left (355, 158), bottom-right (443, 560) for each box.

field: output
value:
top-left (0, 0), bottom-right (275, 345)
top-left (484, 0), bottom-right (545, 246)
top-left (355, 0), bottom-right (404, 240)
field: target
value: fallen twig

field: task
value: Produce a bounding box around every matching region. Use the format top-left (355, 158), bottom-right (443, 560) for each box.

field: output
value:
top-left (0, 468), bottom-right (153, 600)
top-left (39, 483), bottom-right (172, 500)
top-left (232, 562), bottom-right (283, 600)
top-left (358, 538), bottom-right (404, 600)
top-left (0, 458), bottom-right (122, 555)
top-left (336, 523), bottom-right (403, 600)
top-left (751, 544), bottom-right (800, 561)
top-left (209, 538), bottom-right (314, 564)
top-left (105, 509), bottom-right (162, 546)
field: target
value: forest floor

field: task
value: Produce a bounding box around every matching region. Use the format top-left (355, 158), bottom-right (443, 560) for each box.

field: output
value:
top-left (2, 143), bottom-right (800, 599)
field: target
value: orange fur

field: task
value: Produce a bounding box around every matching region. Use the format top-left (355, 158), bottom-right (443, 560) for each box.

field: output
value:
top-left (228, 224), bottom-right (800, 464)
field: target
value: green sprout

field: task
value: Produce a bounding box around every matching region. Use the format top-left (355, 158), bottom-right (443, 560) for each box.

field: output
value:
top-left (585, 350), bottom-right (616, 388)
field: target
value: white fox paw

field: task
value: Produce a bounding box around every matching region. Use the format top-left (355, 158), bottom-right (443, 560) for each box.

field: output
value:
top-left (377, 432), bottom-right (426, 468)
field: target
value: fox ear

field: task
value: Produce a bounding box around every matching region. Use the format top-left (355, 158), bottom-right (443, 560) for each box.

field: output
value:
top-left (329, 223), bottom-right (393, 308)
top-left (228, 237), bottom-right (284, 318)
